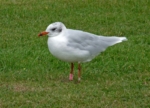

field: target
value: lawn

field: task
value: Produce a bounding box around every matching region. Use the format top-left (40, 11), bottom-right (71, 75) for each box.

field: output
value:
top-left (0, 0), bottom-right (150, 107)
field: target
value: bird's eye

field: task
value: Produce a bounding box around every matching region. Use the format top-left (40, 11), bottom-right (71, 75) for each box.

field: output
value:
top-left (51, 28), bottom-right (56, 31)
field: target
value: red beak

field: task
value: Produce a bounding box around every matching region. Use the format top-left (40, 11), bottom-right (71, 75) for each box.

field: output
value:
top-left (38, 31), bottom-right (49, 37)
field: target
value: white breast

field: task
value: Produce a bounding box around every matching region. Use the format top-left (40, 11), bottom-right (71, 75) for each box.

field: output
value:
top-left (47, 35), bottom-right (90, 63)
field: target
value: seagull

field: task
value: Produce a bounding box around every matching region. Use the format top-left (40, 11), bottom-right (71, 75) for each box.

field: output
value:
top-left (38, 22), bottom-right (127, 82)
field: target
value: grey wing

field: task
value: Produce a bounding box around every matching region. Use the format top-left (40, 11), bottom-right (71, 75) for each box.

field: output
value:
top-left (67, 29), bottom-right (127, 58)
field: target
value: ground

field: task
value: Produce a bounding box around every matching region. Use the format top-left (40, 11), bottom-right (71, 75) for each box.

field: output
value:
top-left (0, 0), bottom-right (150, 107)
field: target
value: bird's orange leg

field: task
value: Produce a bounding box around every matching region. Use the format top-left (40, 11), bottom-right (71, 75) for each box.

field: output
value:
top-left (78, 63), bottom-right (81, 82)
top-left (69, 63), bottom-right (74, 81)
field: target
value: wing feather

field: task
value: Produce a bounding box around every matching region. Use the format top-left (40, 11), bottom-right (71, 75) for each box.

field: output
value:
top-left (66, 29), bottom-right (127, 61)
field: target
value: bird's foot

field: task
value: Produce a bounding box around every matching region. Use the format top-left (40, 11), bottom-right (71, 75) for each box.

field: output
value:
top-left (69, 74), bottom-right (73, 81)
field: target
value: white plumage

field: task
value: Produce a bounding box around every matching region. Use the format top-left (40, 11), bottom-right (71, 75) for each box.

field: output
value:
top-left (38, 22), bottom-right (127, 82)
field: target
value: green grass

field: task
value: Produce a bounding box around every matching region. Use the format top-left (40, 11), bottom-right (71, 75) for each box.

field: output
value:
top-left (0, 0), bottom-right (150, 107)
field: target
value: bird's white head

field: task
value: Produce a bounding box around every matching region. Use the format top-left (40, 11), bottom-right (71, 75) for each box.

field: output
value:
top-left (38, 22), bottom-right (66, 37)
